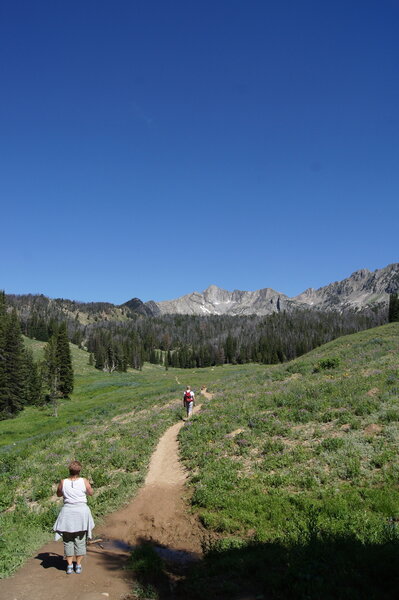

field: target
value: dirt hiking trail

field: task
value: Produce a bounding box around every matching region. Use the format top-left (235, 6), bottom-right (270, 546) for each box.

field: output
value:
top-left (0, 389), bottom-right (212, 600)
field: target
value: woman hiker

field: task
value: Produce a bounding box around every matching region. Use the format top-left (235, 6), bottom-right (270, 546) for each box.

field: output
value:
top-left (53, 460), bottom-right (94, 574)
top-left (183, 385), bottom-right (195, 419)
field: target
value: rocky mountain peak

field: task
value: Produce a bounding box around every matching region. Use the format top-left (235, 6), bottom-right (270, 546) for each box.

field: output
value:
top-left (298, 287), bottom-right (316, 296)
top-left (350, 268), bottom-right (371, 281)
top-left (203, 285), bottom-right (231, 303)
top-left (203, 284), bottom-right (223, 296)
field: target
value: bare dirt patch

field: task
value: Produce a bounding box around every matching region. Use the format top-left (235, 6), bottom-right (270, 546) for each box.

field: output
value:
top-left (364, 423), bottom-right (383, 436)
top-left (225, 427), bottom-right (246, 439)
top-left (366, 387), bottom-right (380, 397)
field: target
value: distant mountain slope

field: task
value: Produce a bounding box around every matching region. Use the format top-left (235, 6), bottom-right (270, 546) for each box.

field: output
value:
top-left (294, 263), bottom-right (399, 310)
top-left (5, 293), bottom-right (133, 325)
top-left (147, 263), bottom-right (399, 316)
top-left (4, 263), bottom-right (398, 321)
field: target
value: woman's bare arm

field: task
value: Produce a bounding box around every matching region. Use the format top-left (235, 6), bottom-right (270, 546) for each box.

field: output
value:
top-left (84, 478), bottom-right (94, 496)
top-left (56, 480), bottom-right (64, 497)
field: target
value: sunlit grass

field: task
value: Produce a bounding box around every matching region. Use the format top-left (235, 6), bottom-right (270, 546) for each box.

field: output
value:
top-left (175, 323), bottom-right (399, 598)
top-left (179, 323), bottom-right (399, 539)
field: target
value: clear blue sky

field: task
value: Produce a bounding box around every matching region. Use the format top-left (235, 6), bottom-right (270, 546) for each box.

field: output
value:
top-left (1, 1), bottom-right (398, 304)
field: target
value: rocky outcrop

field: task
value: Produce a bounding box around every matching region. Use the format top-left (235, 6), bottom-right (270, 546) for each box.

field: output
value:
top-left (146, 284), bottom-right (299, 316)
top-left (121, 297), bottom-right (158, 317)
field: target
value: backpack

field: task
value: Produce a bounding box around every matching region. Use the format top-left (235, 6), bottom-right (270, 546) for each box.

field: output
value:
top-left (184, 391), bottom-right (193, 404)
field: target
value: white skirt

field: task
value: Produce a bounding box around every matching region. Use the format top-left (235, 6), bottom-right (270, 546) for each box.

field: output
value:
top-left (53, 502), bottom-right (95, 541)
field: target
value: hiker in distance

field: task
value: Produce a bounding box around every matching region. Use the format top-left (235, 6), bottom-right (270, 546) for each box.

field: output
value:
top-left (53, 460), bottom-right (94, 575)
top-left (183, 385), bottom-right (195, 419)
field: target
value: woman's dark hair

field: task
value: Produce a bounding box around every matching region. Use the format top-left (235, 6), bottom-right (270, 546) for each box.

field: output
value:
top-left (68, 460), bottom-right (82, 476)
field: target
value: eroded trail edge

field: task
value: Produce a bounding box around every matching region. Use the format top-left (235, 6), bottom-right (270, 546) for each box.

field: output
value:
top-left (0, 389), bottom-right (211, 600)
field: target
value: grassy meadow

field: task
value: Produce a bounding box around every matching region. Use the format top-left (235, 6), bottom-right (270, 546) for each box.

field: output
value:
top-left (177, 322), bottom-right (399, 598)
top-left (1, 323), bottom-right (399, 599)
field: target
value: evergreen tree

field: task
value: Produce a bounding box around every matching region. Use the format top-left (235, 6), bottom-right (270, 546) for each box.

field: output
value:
top-left (0, 291), bottom-right (8, 416)
top-left (388, 293), bottom-right (399, 322)
top-left (44, 335), bottom-right (60, 416)
top-left (43, 322), bottom-right (74, 416)
top-left (95, 347), bottom-right (106, 370)
top-left (56, 323), bottom-right (74, 397)
top-left (0, 309), bottom-right (25, 418)
top-left (23, 348), bottom-right (43, 405)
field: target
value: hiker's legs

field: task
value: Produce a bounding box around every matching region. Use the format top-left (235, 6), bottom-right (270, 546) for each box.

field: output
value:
top-left (63, 532), bottom-right (75, 565)
top-left (63, 531), bottom-right (86, 565)
top-left (74, 532), bottom-right (87, 564)
top-left (187, 401), bottom-right (193, 418)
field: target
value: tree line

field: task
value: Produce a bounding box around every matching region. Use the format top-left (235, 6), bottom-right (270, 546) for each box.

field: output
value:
top-left (84, 306), bottom-right (386, 371)
top-left (12, 299), bottom-right (386, 373)
top-left (4, 291), bottom-right (393, 380)
top-left (0, 292), bottom-right (73, 420)
top-left (388, 293), bottom-right (399, 322)
top-left (1, 290), bottom-right (395, 419)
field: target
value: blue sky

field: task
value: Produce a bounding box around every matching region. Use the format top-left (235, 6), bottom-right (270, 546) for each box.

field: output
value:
top-left (1, 0), bottom-right (398, 303)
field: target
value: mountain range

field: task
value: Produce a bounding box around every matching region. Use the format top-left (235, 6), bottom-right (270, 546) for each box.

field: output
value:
top-left (143, 263), bottom-right (399, 317)
top-left (5, 263), bottom-right (399, 322)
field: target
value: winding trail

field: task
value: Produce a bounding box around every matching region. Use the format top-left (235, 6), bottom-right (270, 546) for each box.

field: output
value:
top-left (0, 390), bottom-right (211, 600)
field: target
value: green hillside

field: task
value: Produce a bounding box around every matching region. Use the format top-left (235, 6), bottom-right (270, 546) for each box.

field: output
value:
top-left (178, 322), bottom-right (399, 599)
top-left (1, 324), bottom-right (399, 598)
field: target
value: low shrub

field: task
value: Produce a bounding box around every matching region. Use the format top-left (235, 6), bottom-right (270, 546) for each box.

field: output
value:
top-left (320, 437), bottom-right (345, 452)
top-left (314, 357), bottom-right (341, 372)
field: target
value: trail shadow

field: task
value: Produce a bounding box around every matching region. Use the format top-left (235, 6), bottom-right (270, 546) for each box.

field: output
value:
top-left (152, 541), bottom-right (200, 565)
top-left (35, 552), bottom-right (65, 571)
top-left (87, 544), bottom-right (132, 573)
top-left (126, 536), bottom-right (201, 600)
top-left (125, 533), bottom-right (399, 600)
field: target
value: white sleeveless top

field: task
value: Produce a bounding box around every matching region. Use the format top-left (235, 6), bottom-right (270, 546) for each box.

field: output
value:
top-left (62, 477), bottom-right (87, 504)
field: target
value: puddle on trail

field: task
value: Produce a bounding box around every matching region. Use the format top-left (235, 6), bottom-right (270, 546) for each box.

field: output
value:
top-left (95, 539), bottom-right (132, 553)
top-left (93, 538), bottom-right (200, 564)
top-left (153, 545), bottom-right (200, 564)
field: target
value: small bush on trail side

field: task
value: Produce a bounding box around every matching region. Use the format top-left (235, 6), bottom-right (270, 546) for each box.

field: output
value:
top-left (127, 542), bottom-right (176, 600)
top-left (320, 437), bottom-right (345, 452)
top-left (314, 357), bottom-right (341, 372)
top-left (129, 543), bottom-right (163, 578)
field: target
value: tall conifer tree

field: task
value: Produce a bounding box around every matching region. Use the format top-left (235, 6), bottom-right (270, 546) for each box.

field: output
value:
top-left (0, 291), bottom-right (7, 414)
top-left (56, 323), bottom-right (74, 397)
top-left (388, 293), bottom-right (399, 322)
top-left (44, 322), bottom-right (74, 417)
top-left (23, 348), bottom-right (43, 405)
top-left (0, 309), bottom-right (25, 417)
